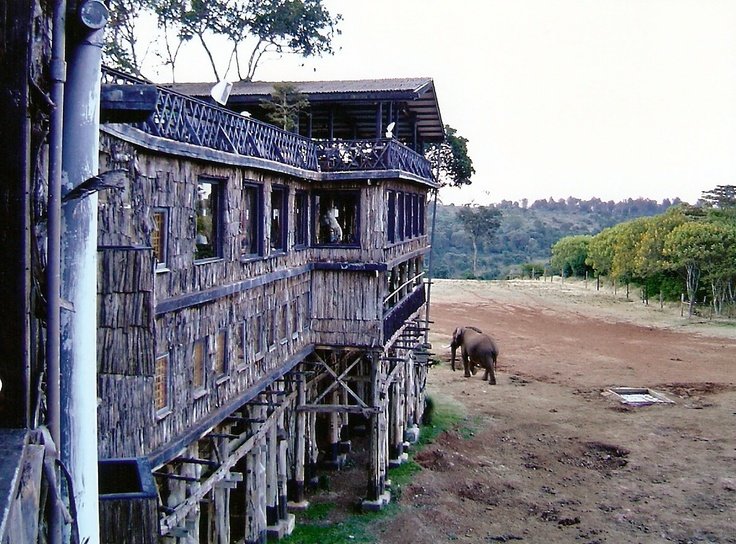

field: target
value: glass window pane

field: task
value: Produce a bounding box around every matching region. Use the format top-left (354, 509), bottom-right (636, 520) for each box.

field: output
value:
top-left (196, 179), bottom-right (221, 260)
top-left (152, 209), bottom-right (168, 267)
top-left (241, 185), bottom-right (260, 257)
top-left (314, 191), bottom-right (359, 245)
top-left (270, 187), bottom-right (286, 252)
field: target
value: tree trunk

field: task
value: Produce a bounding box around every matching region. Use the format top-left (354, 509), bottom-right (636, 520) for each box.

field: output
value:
top-left (471, 238), bottom-right (478, 277)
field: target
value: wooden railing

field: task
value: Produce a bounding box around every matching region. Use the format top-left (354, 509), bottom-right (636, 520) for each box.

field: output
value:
top-left (316, 139), bottom-right (433, 179)
top-left (101, 67), bottom-right (434, 181)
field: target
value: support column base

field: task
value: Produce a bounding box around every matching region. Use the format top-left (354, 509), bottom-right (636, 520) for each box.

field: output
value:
top-left (361, 491), bottom-right (391, 512)
top-left (287, 500), bottom-right (310, 511)
top-left (388, 452), bottom-right (409, 468)
top-left (404, 424), bottom-right (420, 443)
top-left (266, 514), bottom-right (296, 540)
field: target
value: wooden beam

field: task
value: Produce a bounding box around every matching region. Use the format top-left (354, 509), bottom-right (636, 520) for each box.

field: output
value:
top-left (100, 84), bottom-right (158, 123)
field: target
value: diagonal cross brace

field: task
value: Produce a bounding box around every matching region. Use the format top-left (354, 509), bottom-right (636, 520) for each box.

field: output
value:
top-left (309, 353), bottom-right (370, 409)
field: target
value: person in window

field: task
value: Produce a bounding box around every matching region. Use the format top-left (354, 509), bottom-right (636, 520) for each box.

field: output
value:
top-left (321, 204), bottom-right (343, 243)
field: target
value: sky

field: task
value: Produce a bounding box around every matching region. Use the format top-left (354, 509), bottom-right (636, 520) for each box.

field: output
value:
top-left (163, 0), bottom-right (736, 206)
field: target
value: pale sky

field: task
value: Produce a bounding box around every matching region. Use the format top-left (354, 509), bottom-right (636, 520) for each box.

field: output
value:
top-left (164, 1), bottom-right (736, 206)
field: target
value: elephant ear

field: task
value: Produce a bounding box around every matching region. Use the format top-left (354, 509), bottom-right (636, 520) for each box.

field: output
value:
top-left (451, 327), bottom-right (462, 345)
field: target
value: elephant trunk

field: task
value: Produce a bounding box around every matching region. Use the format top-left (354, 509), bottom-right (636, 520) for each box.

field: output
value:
top-left (450, 344), bottom-right (457, 371)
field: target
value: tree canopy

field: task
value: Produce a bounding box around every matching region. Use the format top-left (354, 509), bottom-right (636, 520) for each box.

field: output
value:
top-left (456, 205), bottom-right (502, 277)
top-left (103, 0), bottom-right (342, 82)
top-left (424, 125), bottom-right (475, 187)
top-left (260, 83), bottom-right (309, 131)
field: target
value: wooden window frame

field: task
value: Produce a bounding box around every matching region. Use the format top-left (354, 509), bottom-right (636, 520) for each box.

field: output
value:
top-left (195, 177), bottom-right (225, 262)
top-left (154, 353), bottom-right (171, 417)
top-left (270, 185), bottom-right (288, 254)
top-left (294, 190), bottom-right (309, 248)
top-left (312, 190), bottom-right (361, 247)
top-left (151, 207), bottom-right (169, 271)
top-left (241, 182), bottom-right (263, 260)
top-left (387, 191), bottom-right (396, 244)
top-left (192, 338), bottom-right (207, 394)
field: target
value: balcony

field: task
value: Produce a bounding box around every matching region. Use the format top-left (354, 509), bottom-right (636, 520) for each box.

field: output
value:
top-left (101, 68), bottom-right (434, 183)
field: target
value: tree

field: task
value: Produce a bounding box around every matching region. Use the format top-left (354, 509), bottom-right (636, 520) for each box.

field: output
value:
top-left (104, 0), bottom-right (152, 76)
top-left (456, 205), bottom-right (502, 277)
top-left (260, 83), bottom-right (309, 131)
top-left (425, 125), bottom-right (475, 187)
top-left (700, 185), bottom-right (736, 209)
top-left (103, 0), bottom-right (341, 82)
top-left (663, 222), bottom-right (736, 317)
top-left (550, 235), bottom-right (591, 278)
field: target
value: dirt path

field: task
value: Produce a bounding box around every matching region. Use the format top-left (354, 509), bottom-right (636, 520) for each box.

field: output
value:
top-left (372, 279), bottom-right (736, 543)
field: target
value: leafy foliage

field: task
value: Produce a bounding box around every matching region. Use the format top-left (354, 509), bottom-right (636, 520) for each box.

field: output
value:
top-left (260, 83), bottom-right (309, 131)
top-left (103, 0), bottom-right (341, 82)
top-left (424, 125), bottom-right (475, 187)
top-left (456, 205), bottom-right (502, 277)
top-left (430, 197), bottom-right (677, 280)
top-left (551, 235), bottom-right (592, 277)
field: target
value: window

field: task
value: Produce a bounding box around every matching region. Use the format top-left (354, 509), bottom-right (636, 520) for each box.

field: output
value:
top-left (214, 329), bottom-right (227, 376)
top-left (241, 184), bottom-right (261, 258)
top-left (295, 191), bottom-right (309, 248)
top-left (254, 314), bottom-right (265, 360)
top-left (397, 192), bottom-right (405, 241)
top-left (404, 194), bottom-right (413, 239)
top-left (151, 208), bottom-right (169, 269)
top-left (270, 186), bottom-right (287, 253)
top-left (234, 322), bottom-right (246, 368)
top-left (313, 191), bottom-right (360, 246)
top-left (192, 339), bottom-right (206, 391)
top-left (195, 178), bottom-right (223, 260)
top-left (419, 195), bottom-right (426, 235)
top-left (154, 353), bottom-right (170, 413)
top-left (387, 191), bottom-right (396, 243)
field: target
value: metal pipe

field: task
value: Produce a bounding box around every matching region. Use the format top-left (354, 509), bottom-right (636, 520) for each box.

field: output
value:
top-left (60, 2), bottom-right (108, 542)
top-left (47, 2), bottom-right (66, 543)
top-left (424, 186), bottom-right (439, 345)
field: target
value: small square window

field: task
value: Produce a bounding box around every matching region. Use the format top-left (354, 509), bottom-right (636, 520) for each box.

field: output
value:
top-left (195, 178), bottom-right (224, 260)
top-left (313, 191), bottom-right (360, 246)
top-left (151, 208), bottom-right (169, 269)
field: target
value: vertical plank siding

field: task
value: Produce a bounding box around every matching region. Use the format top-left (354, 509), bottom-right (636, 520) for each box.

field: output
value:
top-left (96, 129), bottom-right (432, 540)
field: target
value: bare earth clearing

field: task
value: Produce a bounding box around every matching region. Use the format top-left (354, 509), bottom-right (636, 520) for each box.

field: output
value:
top-left (368, 279), bottom-right (736, 543)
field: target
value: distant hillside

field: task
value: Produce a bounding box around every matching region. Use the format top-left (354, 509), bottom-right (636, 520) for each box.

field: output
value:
top-left (430, 197), bottom-right (681, 279)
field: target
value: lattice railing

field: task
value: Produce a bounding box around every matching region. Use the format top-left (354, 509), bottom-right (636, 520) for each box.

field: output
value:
top-left (102, 67), bottom-right (433, 180)
top-left (316, 139), bottom-right (433, 180)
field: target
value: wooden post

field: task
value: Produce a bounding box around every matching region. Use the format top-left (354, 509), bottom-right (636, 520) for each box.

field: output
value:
top-left (266, 416), bottom-right (278, 527)
top-left (289, 374), bottom-right (308, 505)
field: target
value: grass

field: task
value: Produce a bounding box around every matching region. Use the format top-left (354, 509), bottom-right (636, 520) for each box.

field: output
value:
top-left (274, 396), bottom-right (472, 544)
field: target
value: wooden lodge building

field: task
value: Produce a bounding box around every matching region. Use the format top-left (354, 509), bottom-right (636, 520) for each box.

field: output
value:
top-left (0, 5), bottom-right (445, 537)
top-left (88, 68), bottom-right (445, 542)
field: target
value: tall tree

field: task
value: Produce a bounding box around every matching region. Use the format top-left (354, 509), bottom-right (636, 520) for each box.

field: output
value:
top-left (456, 205), bottom-right (502, 277)
top-left (425, 125), bottom-right (475, 187)
top-left (103, 0), bottom-right (341, 82)
top-left (700, 185), bottom-right (736, 208)
top-left (663, 222), bottom-right (735, 317)
top-left (550, 235), bottom-right (591, 278)
top-left (260, 83), bottom-right (309, 131)
top-left (104, 0), bottom-right (152, 75)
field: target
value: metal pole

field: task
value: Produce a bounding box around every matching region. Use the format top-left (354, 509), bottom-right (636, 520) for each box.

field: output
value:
top-left (47, 2), bottom-right (66, 542)
top-left (60, 2), bottom-right (108, 542)
top-left (423, 187), bottom-right (439, 345)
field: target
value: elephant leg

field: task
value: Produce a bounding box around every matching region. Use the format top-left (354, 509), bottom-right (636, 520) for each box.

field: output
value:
top-left (486, 360), bottom-right (497, 385)
top-left (462, 350), bottom-right (472, 378)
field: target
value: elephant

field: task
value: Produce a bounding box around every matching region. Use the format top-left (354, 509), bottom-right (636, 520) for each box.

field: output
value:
top-left (450, 326), bottom-right (499, 384)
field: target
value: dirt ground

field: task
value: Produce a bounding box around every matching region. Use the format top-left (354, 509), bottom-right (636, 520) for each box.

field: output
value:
top-left (368, 279), bottom-right (736, 543)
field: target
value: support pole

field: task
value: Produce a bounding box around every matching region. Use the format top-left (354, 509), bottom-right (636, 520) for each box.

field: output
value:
top-left (59, 3), bottom-right (108, 542)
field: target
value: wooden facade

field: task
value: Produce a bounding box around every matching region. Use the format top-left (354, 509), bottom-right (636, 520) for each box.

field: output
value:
top-left (94, 71), bottom-right (438, 542)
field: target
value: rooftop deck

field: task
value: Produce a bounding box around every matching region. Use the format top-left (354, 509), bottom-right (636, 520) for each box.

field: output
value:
top-left (101, 68), bottom-right (434, 183)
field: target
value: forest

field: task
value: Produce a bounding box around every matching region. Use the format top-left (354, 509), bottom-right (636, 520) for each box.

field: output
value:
top-left (549, 186), bottom-right (736, 317)
top-left (429, 195), bottom-right (681, 280)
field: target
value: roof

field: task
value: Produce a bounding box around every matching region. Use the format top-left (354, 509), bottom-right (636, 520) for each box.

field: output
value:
top-left (168, 77), bottom-right (445, 143)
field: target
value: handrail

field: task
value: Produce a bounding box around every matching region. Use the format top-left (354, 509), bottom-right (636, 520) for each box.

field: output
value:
top-left (384, 271), bottom-right (425, 306)
top-left (101, 67), bottom-right (433, 180)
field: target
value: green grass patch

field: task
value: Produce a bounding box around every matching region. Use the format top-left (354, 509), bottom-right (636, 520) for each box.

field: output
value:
top-left (279, 503), bottom-right (399, 544)
top-left (276, 396), bottom-right (475, 544)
